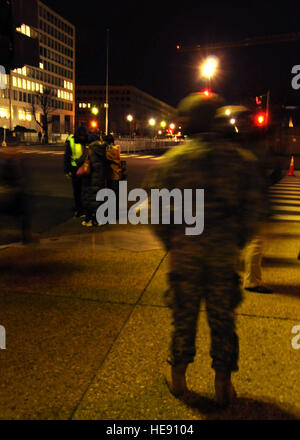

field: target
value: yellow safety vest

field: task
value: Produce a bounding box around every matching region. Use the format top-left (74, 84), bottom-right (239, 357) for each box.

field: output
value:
top-left (68, 135), bottom-right (83, 167)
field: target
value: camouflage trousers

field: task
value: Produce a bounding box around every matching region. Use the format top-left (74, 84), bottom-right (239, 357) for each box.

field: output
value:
top-left (166, 262), bottom-right (242, 373)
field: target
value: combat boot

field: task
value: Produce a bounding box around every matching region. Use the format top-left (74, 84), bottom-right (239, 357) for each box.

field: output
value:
top-left (164, 363), bottom-right (189, 397)
top-left (214, 370), bottom-right (236, 408)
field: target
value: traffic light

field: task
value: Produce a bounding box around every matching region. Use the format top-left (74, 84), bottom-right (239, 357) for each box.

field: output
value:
top-left (254, 111), bottom-right (268, 127)
top-left (256, 96), bottom-right (262, 105)
top-left (202, 88), bottom-right (211, 97)
top-left (0, 0), bottom-right (39, 71)
top-left (90, 120), bottom-right (98, 129)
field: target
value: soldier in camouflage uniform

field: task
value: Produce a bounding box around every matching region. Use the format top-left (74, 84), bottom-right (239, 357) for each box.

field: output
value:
top-left (145, 93), bottom-right (266, 407)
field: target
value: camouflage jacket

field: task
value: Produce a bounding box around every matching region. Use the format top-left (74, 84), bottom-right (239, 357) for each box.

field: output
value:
top-left (144, 134), bottom-right (267, 256)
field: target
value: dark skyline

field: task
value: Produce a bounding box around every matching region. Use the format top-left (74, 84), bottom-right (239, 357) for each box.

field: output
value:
top-left (44, 0), bottom-right (300, 108)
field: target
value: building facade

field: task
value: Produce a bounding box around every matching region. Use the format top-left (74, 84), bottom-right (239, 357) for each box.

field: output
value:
top-left (0, 0), bottom-right (75, 138)
top-left (76, 85), bottom-right (177, 136)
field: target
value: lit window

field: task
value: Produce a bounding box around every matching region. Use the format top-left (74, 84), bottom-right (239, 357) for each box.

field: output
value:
top-left (36, 83), bottom-right (39, 91)
top-left (40, 84), bottom-right (43, 93)
top-left (17, 68), bottom-right (22, 74)
top-left (26, 112), bottom-right (32, 121)
top-left (17, 78), bottom-right (21, 88)
top-left (58, 90), bottom-right (61, 98)
top-left (0, 108), bottom-right (9, 118)
top-left (31, 82), bottom-right (35, 91)
top-left (12, 77), bottom-right (17, 87)
top-left (22, 66), bottom-right (27, 76)
top-left (27, 80), bottom-right (31, 90)
top-left (22, 79), bottom-right (26, 89)
top-left (70, 93), bottom-right (73, 101)
top-left (79, 103), bottom-right (82, 108)
top-left (18, 110), bottom-right (26, 120)
top-left (39, 62), bottom-right (44, 70)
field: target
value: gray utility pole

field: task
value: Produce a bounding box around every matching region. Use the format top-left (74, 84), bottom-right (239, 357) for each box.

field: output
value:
top-left (105, 28), bottom-right (109, 136)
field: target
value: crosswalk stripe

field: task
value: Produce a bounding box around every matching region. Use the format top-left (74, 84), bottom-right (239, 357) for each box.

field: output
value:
top-left (270, 178), bottom-right (300, 222)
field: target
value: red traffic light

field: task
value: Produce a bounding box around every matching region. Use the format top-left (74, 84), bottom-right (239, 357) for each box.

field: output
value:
top-left (90, 120), bottom-right (98, 128)
top-left (254, 112), bottom-right (268, 127)
top-left (202, 88), bottom-right (211, 97)
top-left (256, 96), bottom-right (262, 105)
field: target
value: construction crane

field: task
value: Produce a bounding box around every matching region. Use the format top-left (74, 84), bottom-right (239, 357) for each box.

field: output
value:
top-left (176, 32), bottom-right (300, 52)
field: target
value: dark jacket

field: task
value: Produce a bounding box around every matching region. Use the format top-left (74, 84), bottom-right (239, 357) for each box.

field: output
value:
top-left (76, 141), bottom-right (107, 212)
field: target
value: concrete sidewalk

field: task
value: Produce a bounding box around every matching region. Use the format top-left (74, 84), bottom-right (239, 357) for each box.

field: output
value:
top-left (0, 208), bottom-right (300, 420)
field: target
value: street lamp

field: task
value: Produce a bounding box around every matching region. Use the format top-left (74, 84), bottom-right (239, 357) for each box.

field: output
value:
top-left (91, 106), bottom-right (99, 116)
top-left (200, 56), bottom-right (219, 88)
top-left (148, 118), bottom-right (156, 138)
top-left (127, 114), bottom-right (134, 137)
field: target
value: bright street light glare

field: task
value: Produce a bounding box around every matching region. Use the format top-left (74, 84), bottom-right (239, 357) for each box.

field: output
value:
top-left (201, 56), bottom-right (218, 79)
top-left (225, 108), bottom-right (231, 116)
top-left (149, 118), bottom-right (156, 126)
top-left (91, 107), bottom-right (99, 115)
top-left (230, 118), bottom-right (236, 125)
top-left (127, 114), bottom-right (133, 122)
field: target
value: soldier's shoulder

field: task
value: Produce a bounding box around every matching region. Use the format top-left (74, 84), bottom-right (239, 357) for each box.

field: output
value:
top-left (159, 140), bottom-right (211, 166)
top-left (235, 146), bottom-right (258, 163)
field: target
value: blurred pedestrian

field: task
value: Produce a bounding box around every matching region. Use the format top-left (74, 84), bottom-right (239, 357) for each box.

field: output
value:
top-left (76, 134), bottom-right (107, 227)
top-left (104, 134), bottom-right (124, 219)
top-left (145, 92), bottom-right (266, 407)
top-left (64, 126), bottom-right (88, 217)
top-left (215, 106), bottom-right (282, 294)
top-left (0, 148), bottom-right (33, 244)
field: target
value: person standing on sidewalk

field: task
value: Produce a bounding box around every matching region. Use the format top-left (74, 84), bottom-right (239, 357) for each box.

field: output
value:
top-left (0, 148), bottom-right (33, 244)
top-left (104, 134), bottom-right (123, 219)
top-left (64, 126), bottom-right (88, 217)
top-left (215, 107), bottom-right (282, 294)
top-left (146, 93), bottom-right (266, 408)
top-left (76, 135), bottom-right (107, 227)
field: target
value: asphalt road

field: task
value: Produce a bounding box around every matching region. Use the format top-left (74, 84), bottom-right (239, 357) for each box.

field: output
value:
top-left (0, 144), bottom-right (291, 238)
top-left (2, 145), bottom-right (161, 235)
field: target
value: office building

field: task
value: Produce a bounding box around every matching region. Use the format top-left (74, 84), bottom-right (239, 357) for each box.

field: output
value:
top-left (76, 85), bottom-right (177, 136)
top-left (0, 0), bottom-right (75, 137)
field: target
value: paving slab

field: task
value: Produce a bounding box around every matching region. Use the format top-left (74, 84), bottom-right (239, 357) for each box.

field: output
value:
top-left (0, 293), bottom-right (132, 420)
top-left (72, 305), bottom-right (300, 420)
top-left (0, 242), bottom-right (165, 304)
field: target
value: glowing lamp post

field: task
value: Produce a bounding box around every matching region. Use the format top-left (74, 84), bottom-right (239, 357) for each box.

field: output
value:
top-left (149, 118), bottom-right (156, 138)
top-left (200, 56), bottom-right (219, 89)
top-left (127, 114), bottom-right (134, 137)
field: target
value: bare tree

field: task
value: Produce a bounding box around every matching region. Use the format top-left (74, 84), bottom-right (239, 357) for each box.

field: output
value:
top-left (31, 87), bottom-right (56, 144)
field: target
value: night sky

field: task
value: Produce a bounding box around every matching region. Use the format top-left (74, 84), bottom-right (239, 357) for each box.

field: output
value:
top-left (44, 0), bottom-right (300, 108)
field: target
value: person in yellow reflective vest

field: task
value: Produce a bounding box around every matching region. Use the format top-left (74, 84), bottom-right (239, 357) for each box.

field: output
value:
top-left (64, 126), bottom-right (88, 217)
